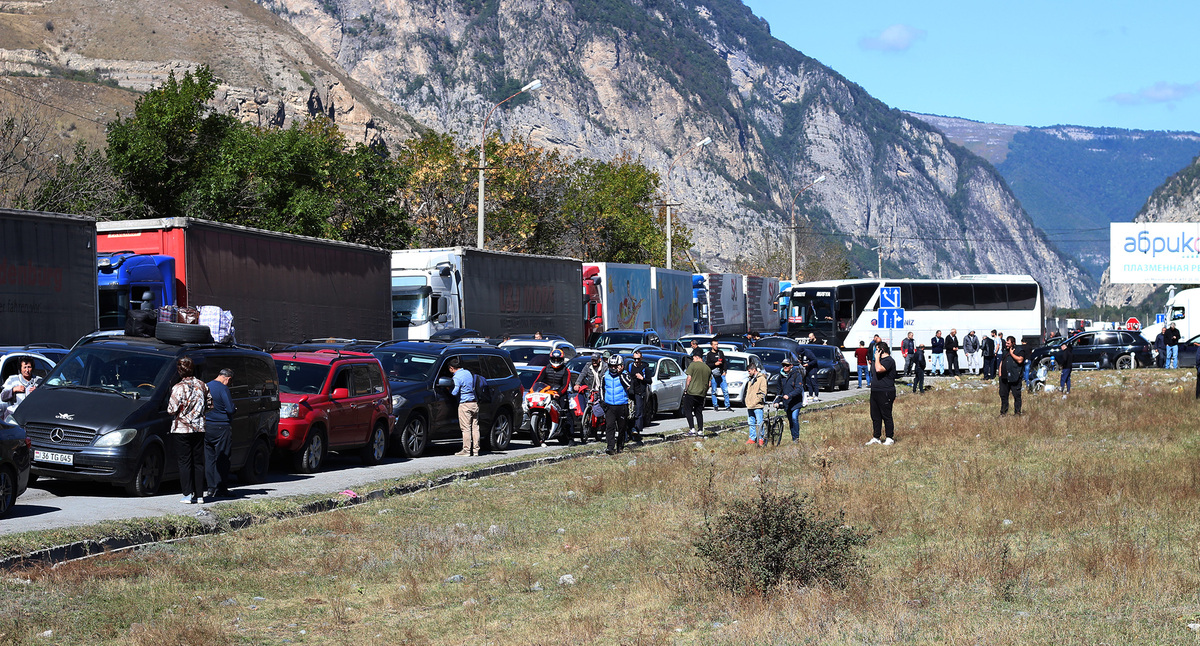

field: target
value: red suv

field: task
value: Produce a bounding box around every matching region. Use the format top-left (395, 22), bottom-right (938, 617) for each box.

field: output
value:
top-left (272, 351), bottom-right (392, 473)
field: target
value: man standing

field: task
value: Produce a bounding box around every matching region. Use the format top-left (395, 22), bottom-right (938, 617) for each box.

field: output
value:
top-left (601, 355), bottom-right (633, 454)
top-left (930, 331), bottom-right (946, 376)
top-left (627, 350), bottom-right (653, 444)
top-left (963, 330), bottom-right (980, 375)
top-left (800, 344), bottom-right (821, 402)
top-left (900, 332), bottom-right (916, 376)
top-left (1154, 329), bottom-right (1166, 369)
top-left (204, 368), bottom-right (235, 499)
top-left (448, 358), bottom-right (480, 456)
top-left (705, 339), bottom-right (731, 411)
top-left (998, 335), bottom-right (1026, 416)
top-left (911, 344), bottom-right (927, 393)
top-left (743, 362), bottom-right (768, 446)
top-left (532, 349), bottom-right (574, 446)
top-left (683, 350), bottom-right (712, 436)
top-left (779, 358), bottom-right (805, 441)
top-left (865, 342), bottom-right (897, 446)
top-left (1165, 323), bottom-right (1181, 369)
top-left (981, 330), bottom-right (997, 380)
top-left (0, 357), bottom-right (38, 421)
top-left (854, 341), bottom-right (870, 389)
top-left (945, 329), bottom-right (961, 377)
top-left (1056, 342), bottom-right (1073, 398)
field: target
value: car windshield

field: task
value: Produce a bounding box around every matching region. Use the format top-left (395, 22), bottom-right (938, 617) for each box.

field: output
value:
top-left (503, 345), bottom-right (552, 364)
top-left (43, 346), bottom-right (174, 399)
top-left (275, 361), bottom-right (330, 395)
top-left (595, 332), bottom-right (642, 346)
top-left (806, 346), bottom-right (841, 361)
top-left (516, 368), bottom-right (541, 390)
top-left (371, 350), bottom-right (439, 382)
top-left (725, 356), bottom-right (751, 372)
top-left (748, 348), bottom-right (790, 363)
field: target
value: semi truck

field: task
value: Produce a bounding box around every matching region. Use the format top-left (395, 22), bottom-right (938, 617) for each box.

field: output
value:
top-left (0, 208), bottom-right (97, 347)
top-left (693, 273), bottom-right (748, 335)
top-left (582, 263), bottom-right (654, 341)
top-left (651, 268), bottom-right (693, 341)
top-left (745, 275), bottom-right (781, 336)
top-left (96, 218), bottom-right (391, 347)
top-left (391, 247), bottom-right (584, 346)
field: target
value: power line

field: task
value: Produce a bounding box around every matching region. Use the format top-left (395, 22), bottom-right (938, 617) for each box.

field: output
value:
top-left (0, 82), bottom-right (110, 126)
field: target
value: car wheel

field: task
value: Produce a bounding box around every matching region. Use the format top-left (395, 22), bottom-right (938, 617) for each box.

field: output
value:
top-left (360, 423), bottom-right (388, 465)
top-left (486, 410), bottom-right (513, 452)
top-left (0, 465), bottom-right (16, 517)
top-left (398, 415), bottom-right (428, 458)
top-left (238, 438), bottom-right (271, 485)
top-left (1115, 354), bottom-right (1134, 370)
top-left (291, 428), bottom-right (325, 474)
top-left (1038, 357), bottom-right (1054, 373)
top-left (124, 445), bottom-right (164, 497)
top-left (155, 321), bottom-right (214, 344)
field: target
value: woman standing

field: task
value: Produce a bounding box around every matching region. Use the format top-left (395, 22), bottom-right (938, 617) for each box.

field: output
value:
top-left (866, 342), bottom-right (897, 446)
top-left (168, 357), bottom-right (211, 504)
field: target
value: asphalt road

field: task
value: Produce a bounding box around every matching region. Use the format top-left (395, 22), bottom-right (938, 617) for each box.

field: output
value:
top-left (2, 385), bottom-right (873, 536)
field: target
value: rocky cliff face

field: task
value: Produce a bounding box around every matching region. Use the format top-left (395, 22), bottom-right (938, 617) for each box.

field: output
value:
top-left (1097, 156), bottom-right (1200, 307)
top-left (254, 0), bottom-right (1092, 306)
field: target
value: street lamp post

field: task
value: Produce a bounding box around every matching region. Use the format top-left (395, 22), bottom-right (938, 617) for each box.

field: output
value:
top-left (478, 79), bottom-right (542, 249)
top-left (788, 174), bottom-right (826, 282)
top-left (664, 136), bottom-right (712, 269)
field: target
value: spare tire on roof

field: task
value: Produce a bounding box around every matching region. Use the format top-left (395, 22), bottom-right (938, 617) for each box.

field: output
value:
top-left (156, 321), bottom-right (214, 344)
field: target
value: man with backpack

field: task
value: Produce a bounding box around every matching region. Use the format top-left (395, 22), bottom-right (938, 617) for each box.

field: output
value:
top-left (627, 350), bottom-right (653, 444)
top-left (448, 358), bottom-right (480, 456)
top-left (779, 358), bottom-right (805, 441)
top-left (573, 354), bottom-right (606, 444)
top-left (602, 355), bottom-right (634, 454)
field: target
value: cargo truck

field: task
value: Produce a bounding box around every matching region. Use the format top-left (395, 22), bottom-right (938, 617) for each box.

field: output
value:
top-left (745, 275), bottom-right (781, 335)
top-left (96, 218), bottom-right (391, 347)
top-left (391, 247), bottom-right (584, 346)
top-left (651, 268), bottom-right (692, 342)
top-left (693, 273), bottom-right (747, 335)
top-left (0, 208), bottom-right (97, 347)
top-left (582, 263), bottom-right (654, 343)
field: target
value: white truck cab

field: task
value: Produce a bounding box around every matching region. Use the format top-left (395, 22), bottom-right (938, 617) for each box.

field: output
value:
top-left (1140, 287), bottom-right (1199, 343)
top-left (391, 250), bottom-right (459, 341)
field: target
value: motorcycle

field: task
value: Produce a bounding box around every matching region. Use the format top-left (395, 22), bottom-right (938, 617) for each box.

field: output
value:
top-left (526, 385), bottom-right (568, 446)
top-left (576, 387), bottom-right (606, 443)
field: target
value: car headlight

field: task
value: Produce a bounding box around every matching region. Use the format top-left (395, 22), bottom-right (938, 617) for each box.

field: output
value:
top-left (95, 428), bottom-right (137, 447)
top-left (729, 381), bottom-right (744, 389)
top-left (391, 394), bottom-right (407, 411)
top-left (280, 402), bottom-right (300, 419)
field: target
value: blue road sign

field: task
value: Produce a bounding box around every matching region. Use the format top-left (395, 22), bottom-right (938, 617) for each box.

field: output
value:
top-left (877, 307), bottom-right (905, 329)
top-left (1156, 313), bottom-right (1167, 324)
top-left (880, 287), bottom-right (901, 309)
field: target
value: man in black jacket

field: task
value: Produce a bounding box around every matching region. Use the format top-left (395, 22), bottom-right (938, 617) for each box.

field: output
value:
top-left (627, 350), bottom-right (653, 443)
top-left (981, 330), bottom-right (997, 380)
top-left (779, 358), bottom-right (805, 441)
top-left (998, 335), bottom-right (1025, 415)
top-left (705, 340), bottom-right (731, 411)
top-left (533, 349), bottom-right (575, 445)
top-left (945, 329), bottom-right (960, 376)
top-left (1056, 342), bottom-right (1073, 397)
top-left (1165, 323), bottom-right (1181, 369)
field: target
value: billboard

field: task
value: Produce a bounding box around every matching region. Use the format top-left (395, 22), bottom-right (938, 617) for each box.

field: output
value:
top-left (1110, 222), bottom-right (1200, 284)
top-left (651, 268), bottom-right (692, 341)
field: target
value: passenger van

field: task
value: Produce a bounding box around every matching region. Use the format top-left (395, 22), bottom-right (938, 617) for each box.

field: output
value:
top-left (14, 334), bottom-right (279, 496)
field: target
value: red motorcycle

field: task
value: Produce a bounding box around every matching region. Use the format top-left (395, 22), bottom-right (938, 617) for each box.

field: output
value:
top-left (574, 387), bottom-right (606, 443)
top-left (526, 385), bottom-right (570, 446)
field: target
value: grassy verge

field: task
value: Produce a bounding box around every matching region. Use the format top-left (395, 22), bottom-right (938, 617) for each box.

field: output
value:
top-left (2, 371), bottom-right (1199, 644)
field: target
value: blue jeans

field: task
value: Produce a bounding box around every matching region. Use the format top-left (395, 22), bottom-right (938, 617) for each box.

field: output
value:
top-left (711, 373), bottom-right (730, 409)
top-left (1167, 345), bottom-right (1179, 369)
top-left (857, 365), bottom-right (870, 388)
top-left (1060, 368), bottom-right (1072, 393)
top-left (746, 408), bottom-right (764, 440)
top-left (788, 405), bottom-right (801, 440)
top-left (931, 353), bottom-right (946, 375)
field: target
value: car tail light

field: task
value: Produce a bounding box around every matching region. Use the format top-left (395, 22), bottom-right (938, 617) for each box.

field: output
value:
top-left (25, 437), bottom-right (32, 450)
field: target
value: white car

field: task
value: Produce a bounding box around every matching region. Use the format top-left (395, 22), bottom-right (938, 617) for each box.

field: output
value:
top-left (713, 351), bottom-right (765, 406)
top-left (0, 347), bottom-right (62, 423)
top-left (640, 354), bottom-right (688, 418)
top-left (498, 339), bottom-right (577, 367)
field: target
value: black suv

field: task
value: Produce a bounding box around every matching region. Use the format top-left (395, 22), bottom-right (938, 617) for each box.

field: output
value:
top-left (371, 341), bottom-right (522, 458)
top-left (586, 328), bottom-right (660, 348)
top-left (14, 334), bottom-right (280, 496)
top-left (1029, 330), bottom-right (1153, 371)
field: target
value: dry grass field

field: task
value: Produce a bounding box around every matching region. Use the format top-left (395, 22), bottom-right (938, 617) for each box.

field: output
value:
top-left (2, 369), bottom-right (1199, 644)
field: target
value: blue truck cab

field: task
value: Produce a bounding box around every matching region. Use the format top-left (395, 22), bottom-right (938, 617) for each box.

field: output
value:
top-left (97, 253), bottom-right (176, 331)
top-left (692, 274), bottom-right (708, 334)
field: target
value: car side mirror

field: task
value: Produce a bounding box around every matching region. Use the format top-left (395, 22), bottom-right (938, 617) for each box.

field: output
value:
top-left (436, 377), bottom-right (453, 388)
top-left (331, 387), bottom-right (349, 399)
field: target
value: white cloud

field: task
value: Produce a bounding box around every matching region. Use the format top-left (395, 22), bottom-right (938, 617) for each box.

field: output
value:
top-left (1107, 81), bottom-right (1200, 106)
top-left (859, 24), bottom-right (926, 52)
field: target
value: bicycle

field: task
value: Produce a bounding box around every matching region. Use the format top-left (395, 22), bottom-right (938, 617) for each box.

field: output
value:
top-left (762, 397), bottom-right (786, 447)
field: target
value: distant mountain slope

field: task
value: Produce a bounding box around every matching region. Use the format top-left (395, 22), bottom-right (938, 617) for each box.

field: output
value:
top-left (254, 0), bottom-right (1094, 306)
top-left (911, 113), bottom-right (1200, 280)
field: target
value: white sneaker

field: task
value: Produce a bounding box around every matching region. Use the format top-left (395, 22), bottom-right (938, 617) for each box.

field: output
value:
top-left (865, 438), bottom-right (881, 445)
top-left (883, 438), bottom-right (895, 446)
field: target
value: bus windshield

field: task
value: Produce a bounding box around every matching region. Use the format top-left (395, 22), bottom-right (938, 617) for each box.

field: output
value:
top-left (787, 293), bottom-right (836, 330)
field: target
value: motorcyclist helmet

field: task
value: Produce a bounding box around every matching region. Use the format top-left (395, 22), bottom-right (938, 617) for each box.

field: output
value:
top-left (607, 354), bottom-right (623, 370)
top-left (549, 348), bottom-right (566, 367)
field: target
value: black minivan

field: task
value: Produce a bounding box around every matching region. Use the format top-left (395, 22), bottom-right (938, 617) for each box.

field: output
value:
top-left (14, 334), bottom-right (280, 496)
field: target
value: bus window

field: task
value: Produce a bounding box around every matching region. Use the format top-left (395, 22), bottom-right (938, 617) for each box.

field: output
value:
top-left (975, 284), bottom-right (1007, 310)
top-left (940, 284), bottom-right (973, 310)
top-left (910, 284), bottom-right (940, 311)
top-left (1008, 285), bottom-right (1038, 310)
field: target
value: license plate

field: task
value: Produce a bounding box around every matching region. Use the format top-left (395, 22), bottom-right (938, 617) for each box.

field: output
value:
top-left (34, 450), bottom-right (74, 465)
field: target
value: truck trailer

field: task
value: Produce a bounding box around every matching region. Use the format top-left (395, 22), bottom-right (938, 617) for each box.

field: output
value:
top-left (744, 275), bottom-right (781, 336)
top-left (0, 208), bottom-right (97, 347)
top-left (582, 263), bottom-right (654, 341)
top-left (693, 273), bottom-right (747, 335)
top-left (651, 268), bottom-right (693, 342)
top-left (96, 218), bottom-right (391, 347)
top-left (391, 247), bottom-right (584, 346)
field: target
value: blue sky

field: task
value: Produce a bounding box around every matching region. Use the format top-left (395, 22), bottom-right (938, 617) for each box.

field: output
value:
top-left (740, 0), bottom-right (1200, 133)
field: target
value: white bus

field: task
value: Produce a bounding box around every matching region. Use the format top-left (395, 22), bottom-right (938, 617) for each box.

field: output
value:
top-left (782, 275), bottom-right (1044, 354)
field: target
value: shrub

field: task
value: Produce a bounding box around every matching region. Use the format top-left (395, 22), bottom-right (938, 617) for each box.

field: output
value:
top-left (694, 485), bottom-right (870, 595)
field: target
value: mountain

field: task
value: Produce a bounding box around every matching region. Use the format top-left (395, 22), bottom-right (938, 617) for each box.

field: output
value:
top-left (246, 0), bottom-right (1094, 306)
top-left (0, 0), bottom-right (1094, 306)
top-left (910, 114), bottom-right (1200, 281)
top-left (1096, 154), bottom-right (1200, 308)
